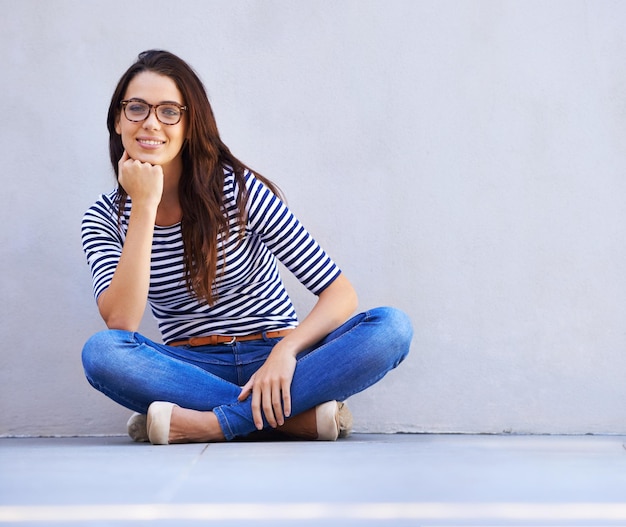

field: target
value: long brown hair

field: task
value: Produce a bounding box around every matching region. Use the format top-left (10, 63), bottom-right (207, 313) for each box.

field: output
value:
top-left (107, 50), bottom-right (281, 305)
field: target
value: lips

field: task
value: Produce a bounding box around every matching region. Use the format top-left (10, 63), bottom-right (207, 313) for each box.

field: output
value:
top-left (137, 137), bottom-right (166, 147)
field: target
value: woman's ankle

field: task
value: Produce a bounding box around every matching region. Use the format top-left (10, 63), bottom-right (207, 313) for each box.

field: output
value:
top-left (276, 401), bottom-right (352, 441)
top-left (169, 406), bottom-right (225, 443)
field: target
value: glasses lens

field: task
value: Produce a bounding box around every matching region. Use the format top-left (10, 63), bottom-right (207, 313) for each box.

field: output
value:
top-left (124, 101), bottom-right (149, 121)
top-left (157, 105), bottom-right (182, 125)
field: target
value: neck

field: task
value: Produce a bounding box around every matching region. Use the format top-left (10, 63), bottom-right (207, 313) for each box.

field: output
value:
top-left (157, 164), bottom-right (183, 227)
top-left (156, 193), bottom-right (182, 227)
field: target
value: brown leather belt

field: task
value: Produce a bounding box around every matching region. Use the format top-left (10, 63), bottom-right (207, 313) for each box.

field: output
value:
top-left (167, 329), bottom-right (294, 347)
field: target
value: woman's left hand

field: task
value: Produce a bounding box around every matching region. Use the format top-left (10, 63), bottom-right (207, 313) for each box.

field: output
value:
top-left (236, 274), bottom-right (358, 431)
top-left (238, 347), bottom-right (297, 430)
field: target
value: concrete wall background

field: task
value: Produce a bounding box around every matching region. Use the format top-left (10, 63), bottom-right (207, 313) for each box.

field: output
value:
top-left (1, 0), bottom-right (625, 436)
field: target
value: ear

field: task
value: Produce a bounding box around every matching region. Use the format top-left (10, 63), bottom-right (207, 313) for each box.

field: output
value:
top-left (114, 113), bottom-right (122, 135)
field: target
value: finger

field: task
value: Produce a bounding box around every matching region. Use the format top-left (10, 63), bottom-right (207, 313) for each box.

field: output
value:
top-left (272, 384), bottom-right (284, 426)
top-left (251, 387), bottom-right (264, 430)
top-left (281, 381), bottom-right (292, 419)
top-left (238, 387), bottom-right (251, 402)
top-left (238, 379), bottom-right (253, 402)
top-left (118, 151), bottom-right (129, 175)
top-left (262, 385), bottom-right (277, 429)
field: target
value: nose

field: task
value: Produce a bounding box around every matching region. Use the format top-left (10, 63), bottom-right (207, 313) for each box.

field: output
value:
top-left (142, 107), bottom-right (161, 129)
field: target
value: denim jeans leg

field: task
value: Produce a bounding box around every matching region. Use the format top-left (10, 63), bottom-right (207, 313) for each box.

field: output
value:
top-left (214, 306), bottom-right (413, 438)
top-left (81, 329), bottom-right (242, 414)
top-left (82, 306), bottom-right (413, 441)
top-left (289, 306), bottom-right (413, 413)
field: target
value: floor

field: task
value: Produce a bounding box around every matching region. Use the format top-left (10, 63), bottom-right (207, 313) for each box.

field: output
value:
top-left (1, 433), bottom-right (625, 526)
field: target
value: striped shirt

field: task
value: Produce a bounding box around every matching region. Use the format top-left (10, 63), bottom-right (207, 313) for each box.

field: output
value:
top-left (81, 169), bottom-right (341, 344)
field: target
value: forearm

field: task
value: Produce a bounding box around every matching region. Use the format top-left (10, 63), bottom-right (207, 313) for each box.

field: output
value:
top-left (97, 202), bottom-right (158, 331)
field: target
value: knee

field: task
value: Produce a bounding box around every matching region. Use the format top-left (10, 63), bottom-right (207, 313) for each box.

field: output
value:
top-left (370, 306), bottom-right (413, 363)
top-left (370, 306), bottom-right (413, 340)
top-left (81, 329), bottom-right (133, 380)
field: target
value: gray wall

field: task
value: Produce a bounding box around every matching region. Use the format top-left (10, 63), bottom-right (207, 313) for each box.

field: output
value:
top-left (2, 0), bottom-right (625, 436)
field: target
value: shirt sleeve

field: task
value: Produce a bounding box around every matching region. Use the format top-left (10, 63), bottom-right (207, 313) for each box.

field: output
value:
top-left (243, 171), bottom-right (342, 295)
top-left (81, 193), bottom-right (125, 300)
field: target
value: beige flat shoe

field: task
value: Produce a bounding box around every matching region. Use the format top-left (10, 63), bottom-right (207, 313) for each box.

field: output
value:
top-left (146, 401), bottom-right (178, 445)
top-left (337, 401), bottom-right (353, 439)
top-left (126, 412), bottom-right (148, 442)
top-left (278, 401), bottom-right (353, 441)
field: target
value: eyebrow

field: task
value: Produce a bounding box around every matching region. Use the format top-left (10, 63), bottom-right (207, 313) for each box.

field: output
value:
top-left (125, 97), bottom-right (185, 106)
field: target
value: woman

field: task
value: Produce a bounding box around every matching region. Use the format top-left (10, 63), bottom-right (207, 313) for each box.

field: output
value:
top-left (81, 50), bottom-right (412, 445)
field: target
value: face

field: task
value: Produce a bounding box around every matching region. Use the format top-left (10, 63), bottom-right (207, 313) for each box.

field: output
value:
top-left (115, 71), bottom-right (188, 174)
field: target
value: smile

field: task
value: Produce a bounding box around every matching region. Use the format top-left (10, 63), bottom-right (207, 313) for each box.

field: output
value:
top-left (137, 138), bottom-right (165, 146)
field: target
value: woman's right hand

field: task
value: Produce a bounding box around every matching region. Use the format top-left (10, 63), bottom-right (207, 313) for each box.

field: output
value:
top-left (97, 152), bottom-right (163, 331)
top-left (118, 150), bottom-right (164, 207)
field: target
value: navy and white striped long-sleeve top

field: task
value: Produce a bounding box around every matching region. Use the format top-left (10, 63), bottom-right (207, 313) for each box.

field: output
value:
top-left (81, 169), bottom-right (341, 344)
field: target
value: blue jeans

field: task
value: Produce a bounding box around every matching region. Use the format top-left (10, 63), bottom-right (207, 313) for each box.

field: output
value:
top-left (81, 306), bottom-right (412, 440)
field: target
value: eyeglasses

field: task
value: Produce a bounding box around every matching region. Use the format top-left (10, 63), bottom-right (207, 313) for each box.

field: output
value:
top-left (120, 99), bottom-right (187, 125)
